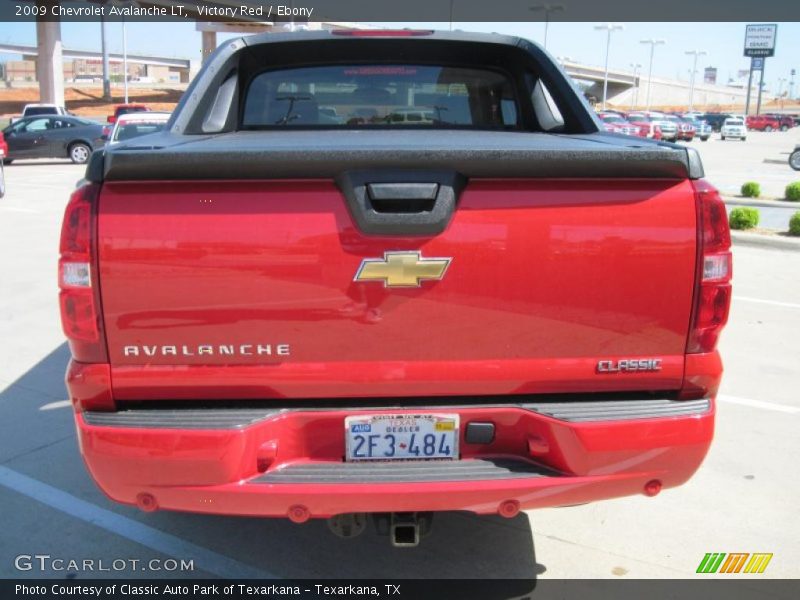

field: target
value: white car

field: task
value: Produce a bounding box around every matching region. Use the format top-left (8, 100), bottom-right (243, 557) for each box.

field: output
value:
top-left (10, 103), bottom-right (70, 124)
top-left (106, 111), bottom-right (171, 146)
top-left (721, 118), bottom-right (747, 141)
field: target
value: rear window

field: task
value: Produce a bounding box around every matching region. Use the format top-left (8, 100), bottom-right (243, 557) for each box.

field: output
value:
top-left (242, 64), bottom-right (520, 129)
top-left (113, 121), bottom-right (167, 142)
top-left (25, 107), bottom-right (57, 116)
top-left (117, 107), bottom-right (148, 117)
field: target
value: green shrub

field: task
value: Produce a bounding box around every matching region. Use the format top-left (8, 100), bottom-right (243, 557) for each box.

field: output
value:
top-left (789, 212), bottom-right (800, 236)
top-left (740, 181), bottom-right (761, 198)
top-left (785, 182), bottom-right (800, 202)
top-left (729, 207), bottom-right (760, 230)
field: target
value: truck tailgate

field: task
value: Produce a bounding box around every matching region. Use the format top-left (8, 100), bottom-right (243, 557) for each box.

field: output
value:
top-left (97, 176), bottom-right (697, 401)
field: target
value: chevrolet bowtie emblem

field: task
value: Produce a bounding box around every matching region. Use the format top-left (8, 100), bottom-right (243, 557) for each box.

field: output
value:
top-left (354, 252), bottom-right (451, 288)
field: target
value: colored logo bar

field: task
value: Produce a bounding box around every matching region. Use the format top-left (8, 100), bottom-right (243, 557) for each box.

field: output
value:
top-left (697, 553), bottom-right (773, 574)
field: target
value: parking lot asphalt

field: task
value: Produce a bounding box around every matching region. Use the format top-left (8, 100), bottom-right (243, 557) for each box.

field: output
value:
top-left (0, 156), bottom-right (798, 581)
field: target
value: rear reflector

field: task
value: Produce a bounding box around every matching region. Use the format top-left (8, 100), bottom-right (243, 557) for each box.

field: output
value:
top-left (687, 180), bottom-right (732, 354)
top-left (59, 183), bottom-right (107, 362)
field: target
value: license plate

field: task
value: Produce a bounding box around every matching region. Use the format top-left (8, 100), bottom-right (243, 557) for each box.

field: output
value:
top-left (345, 414), bottom-right (459, 461)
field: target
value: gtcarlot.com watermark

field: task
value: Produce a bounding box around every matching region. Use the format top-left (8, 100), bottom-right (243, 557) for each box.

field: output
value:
top-left (14, 554), bottom-right (195, 573)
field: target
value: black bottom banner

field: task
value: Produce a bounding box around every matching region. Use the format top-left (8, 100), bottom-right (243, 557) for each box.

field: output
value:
top-left (3, 579), bottom-right (799, 600)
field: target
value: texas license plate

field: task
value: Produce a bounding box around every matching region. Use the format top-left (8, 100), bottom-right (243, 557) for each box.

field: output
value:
top-left (345, 414), bottom-right (459, 461)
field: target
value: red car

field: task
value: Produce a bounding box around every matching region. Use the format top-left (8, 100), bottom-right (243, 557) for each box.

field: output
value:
top-left (598, 112), bottom-right (648, 137)
top-left (0, 131), bottom-right (8, 161)
top-left (623, 112), bottom-right (664, 140)
top-left (107, 103), bottom-right (149, 124)
top-left (60, 31), bottom-right (730, 545)
top-left (665, 115), bottom-right (696, 141)
top-left (746, 114), bottom-right (782, 131)
top-left (764, 114), bottom-right (795, 131)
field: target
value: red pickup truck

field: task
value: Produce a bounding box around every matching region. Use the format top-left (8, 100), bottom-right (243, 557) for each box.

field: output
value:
top-left (745, 114), bottom-right (782, 132)
top-left (60, 30), bottom-right (731, 546)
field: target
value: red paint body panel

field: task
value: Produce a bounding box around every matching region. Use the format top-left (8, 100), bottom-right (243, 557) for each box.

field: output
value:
top-left (97, 178), bottom-right (697, 400)
top-left (75, 397), bottom-right (714, 517)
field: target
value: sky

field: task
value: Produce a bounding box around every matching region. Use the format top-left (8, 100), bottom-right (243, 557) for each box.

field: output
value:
top-left (0, 20), bottom-right (798, 94)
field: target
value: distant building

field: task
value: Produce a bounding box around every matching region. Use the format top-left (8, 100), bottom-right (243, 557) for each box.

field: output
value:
top-left (703, 67), bottom-right (717, 85)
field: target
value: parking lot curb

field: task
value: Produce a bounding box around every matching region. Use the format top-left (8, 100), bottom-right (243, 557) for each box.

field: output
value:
top-left (723, 197), bottom-right (800, 209)
top-left (731, 230), bottom-right (800, 251)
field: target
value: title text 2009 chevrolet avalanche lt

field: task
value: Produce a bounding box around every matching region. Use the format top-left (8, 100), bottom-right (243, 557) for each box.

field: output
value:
top-left (59, 30), bottom-right (731, 546)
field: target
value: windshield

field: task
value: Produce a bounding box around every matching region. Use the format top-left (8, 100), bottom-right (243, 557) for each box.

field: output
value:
top-left (600, 115), bottom-right (625, 124)
top-left (243, 64), bottom-right (520, 129)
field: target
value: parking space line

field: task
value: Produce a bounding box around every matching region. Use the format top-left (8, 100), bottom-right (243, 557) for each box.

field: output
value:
top-left (0, 466), bottom-right (275, 579)
top-left (718, 394), bottom-right (800, 414)
top-left (734, 296), bottom-right (800, 310)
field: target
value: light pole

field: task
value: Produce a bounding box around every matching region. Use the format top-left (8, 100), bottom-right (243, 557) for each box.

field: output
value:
top-left (630, 62), bottom-right (642, 108)
top-left (777, 77), bottom-right (787, 108)
top-left (530, 4), bottom-right (565, 50)
top-left (122, 17), bottom-right (128, 104)
top-left (640, 38), bottom-right (666, 111)
top-left (595, 23), bottom-right (623, 110)
top-left (685, 49), bottom-right (707, 113)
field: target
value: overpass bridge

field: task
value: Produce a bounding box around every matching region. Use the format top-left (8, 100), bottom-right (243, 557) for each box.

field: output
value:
top-left (0, 43), bottom-right (191, 69)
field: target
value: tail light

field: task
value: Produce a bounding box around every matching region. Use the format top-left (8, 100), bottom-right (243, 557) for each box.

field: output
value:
top-left (59, 182), bottom-right (108, 363)
top-left (687, 180), bottom-right (732, 354)
top-left (332, 29), bottom-right (433, 37)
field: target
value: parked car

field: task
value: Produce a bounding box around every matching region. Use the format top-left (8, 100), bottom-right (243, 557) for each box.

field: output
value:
top-left (763, 114), bottom-right (795, 131)
top-left (107, 103), bottom-right (150, 124)
top-left (62, 29), bottom-right (731, 544)
top-left (0, 130), bottom-right (8, 158)
top-left (664, 114), bottom-right (696, 141)
top-left (689, 119), bottom-right (712, 141)
top-left (746, 114), bottom-right (782, 132)
top-left (9, 103), bottom-right (70, 125)
top-left (790, 145), bottom-right (800, 171)
top-left (105, 111), bottom-right (171, 146)
top-left (699, 113), bottom-right (731, 132)
top-left (2, 115), bottom-right (105, 164)
top-left (638, 112), bottom-right (679, 141)
top-left (623, 112), bottom-right (667, 140)
top-left (597, 112), bottom-right (646, 137)
top-left (721, 117), bottom-right (747, 141)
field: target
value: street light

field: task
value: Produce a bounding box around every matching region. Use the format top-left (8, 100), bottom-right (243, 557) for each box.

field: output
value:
top-left (685, 49), bottom-right (707, 113)
top-left (640, 38), bottom-right (666, 111)
top-left (595, 23), bottom-right (624, 110)
top-left (630, 62), bottom-right (642, 108)
top-left (777, 77), bottom-right (788, 108)
top-left (122, 17), bottom-right (128, 104)
top-left (530, 4), bottom-right (565, 50)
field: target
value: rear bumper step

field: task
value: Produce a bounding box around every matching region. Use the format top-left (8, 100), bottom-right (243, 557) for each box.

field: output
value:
top-left (252, 458), bottom-right (554, 484)
top-left (82, 397), bottom-right (710, 429)
top-left (76, 397), bottom-right (715, 518)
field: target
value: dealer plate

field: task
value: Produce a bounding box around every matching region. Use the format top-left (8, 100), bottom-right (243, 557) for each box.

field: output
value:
top-left (345, 414), bottom-right (459, 461)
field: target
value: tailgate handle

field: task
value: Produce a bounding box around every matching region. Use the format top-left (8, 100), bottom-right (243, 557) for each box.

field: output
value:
top-left (367, 183), bottom-right (439, 213)
top-left (337, 170), bottom-right (465, 236)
